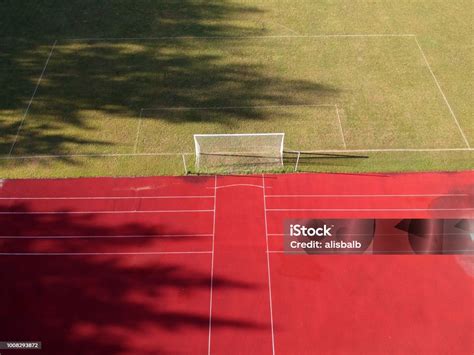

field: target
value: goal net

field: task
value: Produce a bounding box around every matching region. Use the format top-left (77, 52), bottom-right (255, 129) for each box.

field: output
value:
top-left (194, 133), bottom-right (285, 172)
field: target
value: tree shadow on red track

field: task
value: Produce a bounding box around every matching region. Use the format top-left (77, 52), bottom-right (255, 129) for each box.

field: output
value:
top-left (0, 203), bottom-right (265, 354)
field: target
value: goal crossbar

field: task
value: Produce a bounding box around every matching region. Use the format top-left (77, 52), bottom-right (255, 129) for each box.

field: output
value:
top-left (194, 133), bottom-right (285, 172)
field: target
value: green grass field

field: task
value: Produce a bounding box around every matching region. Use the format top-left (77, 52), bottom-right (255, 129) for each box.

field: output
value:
top-left (1, 0), bottom-right (472, 177)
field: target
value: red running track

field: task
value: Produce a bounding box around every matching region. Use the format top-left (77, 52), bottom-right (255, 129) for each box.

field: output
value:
top-left (0, 172), bottom-right (472, 354)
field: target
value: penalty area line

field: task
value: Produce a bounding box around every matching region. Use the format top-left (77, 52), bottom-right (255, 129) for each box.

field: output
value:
top-left (414, 36), bottom-right (471, 148)
top-left (8, 40), bottom-right (57, 156)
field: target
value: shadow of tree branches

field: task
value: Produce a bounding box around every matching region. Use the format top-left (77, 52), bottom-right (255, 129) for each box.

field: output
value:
top-left (0, 201), bottom-right (263, 354)
top-left (1, 0), bottom-right (338, 166)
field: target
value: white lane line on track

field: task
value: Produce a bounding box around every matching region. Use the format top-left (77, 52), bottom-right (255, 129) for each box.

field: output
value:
top-left (213, 184), bottom-right (264, 190)
top-left (0, 234), bottom-right (213, 239)
top-left (208, 175), bottom-right (217, 355)
top-left (0, 209), bottom-right (214, 215)
top-left (0, 251), bottom-right (212, 256)
top-left (0, 195), bottom-right (214, 200)
top-left (265, 194), bottom-right (469, 198)
top-left (266, 208), bottom-right (474, 212)
top-left (262, 175), bottom-right (276, 355)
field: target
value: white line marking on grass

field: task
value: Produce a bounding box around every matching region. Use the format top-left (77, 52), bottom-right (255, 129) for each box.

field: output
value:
top-left (267, 208), bottom-right (474, 212)
top-left (0, 209), bottom-right (214, 215)
top-left (208, 175), bottom-right (217, 355)
top-left (182, 154), bottom-right (188, 174)
top-left (0, 195), bottom-right (213, 200)
top-left (285, 148), bottom-right (473, 153)
top-left (294, 151), bottom-right (301, 172)
top-left (414, 36), bottom-right (470, 148)
top-left (142, 104), bottom-right (336, 111)
top-left (262, 175), bottom-right (276, 355)
top-left (8, 41), bottom-right (57, 156)
top-left (268, 21), bottom-right (301, 35)
top-left (334, 104), bottom-right (347, 149)
top-left (2, 148), bottom-right (471, 161)
top-left (0, 251), bottom-right (212, 256)
top-left (65, 34), bottom-right (416, 41)
top-left (133, 109), bottom-right (144, 153)
top-left (0, 234), bottom-right (213, 239)
top-left (266, 194), bottom-right (468, 198)
top-left (1, 152), bottom-right (194, 160)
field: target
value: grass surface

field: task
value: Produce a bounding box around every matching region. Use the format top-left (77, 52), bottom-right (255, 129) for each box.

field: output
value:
top-left (1, 0), bottom-right (472, 177)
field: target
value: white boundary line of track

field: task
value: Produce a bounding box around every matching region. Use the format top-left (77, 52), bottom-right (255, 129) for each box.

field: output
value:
top-left (0, 234), bottom-right (213, 239)
top-left (266, 208), bottom-right (474, 212)
top-left (8, 41), bottom-right (57, 156)
top-left (262, 175), bottom-right (276, 355)
top-left (208, 175), bottom-right (217, 355)
top-left (266, 250), bottom-right (474, 254)
top-left (413, 37), bottom-right (470, 148)
top-left (0, 195), bottom-right (213, 200)
top-left (0, 209), bottom-right (214, 215)
top-left (265, 194), bottom-right (468, 198)
top-left (267, 232), bottom-right (469, 237)
top-left (214, 184), bottom-right (264, 190)
top-left (64, 34), bottom-right (416, 41)
top-left (0, 251), bottom-right (212, 256)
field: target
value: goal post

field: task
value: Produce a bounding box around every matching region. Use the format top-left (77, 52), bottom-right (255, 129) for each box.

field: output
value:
top-left (194, 133), bottom-right (285, 172)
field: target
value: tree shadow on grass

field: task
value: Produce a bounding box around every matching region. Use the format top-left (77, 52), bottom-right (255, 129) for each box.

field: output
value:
top-left (0, 202), bottom-right (264, 354)
top-left (0, 0), bottom-right (339, 170)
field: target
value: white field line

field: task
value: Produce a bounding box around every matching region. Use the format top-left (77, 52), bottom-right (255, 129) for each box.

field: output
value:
top-left (267, 208), bottom-right (474, 212)
top-left (182, 154), bottom-right (188, 174)
top-left (0, 195), bottom-right (213, 200)
top-left (262, 175), bottom-right (276, 355)
top-left (0, 251), bottom-right (212, 256)
top-left (3, 147), bottom-right (472, 161)
top-left (269, 22), bottom-right (301, 35)
top-left (414, 37), bottom-right (470, 148)
top-left (208, 175), bottom-right (217, 355)
top-left (64, 34), bottom-right (416, 41)
top-left (8, 41), bottom-right (57, 156)
top-left (0, 234), bottom-right (213, 239)
top-left (133, 109), bottom-right (144, 153)
top-left (294, 151), bottom-right (301, 172)
top-left (142, 104), bottom-right (336, 111)
top-left (0, 209), bottom-right (214, 215)
top-left (266, 194), bottom-right (468, 198)
top-left (334, 104), bottom-right (347, 149)
top-left (1, 152), bottom-right (194, 160)
top-left (285, 148), bottom-right (473, 153)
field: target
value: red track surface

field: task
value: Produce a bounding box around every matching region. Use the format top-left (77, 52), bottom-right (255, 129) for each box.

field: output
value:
top-left (0, 172), bottom-right (473, 354)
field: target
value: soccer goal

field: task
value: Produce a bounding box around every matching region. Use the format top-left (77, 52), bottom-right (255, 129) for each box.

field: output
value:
top-left (194, 133), bottom-right (285, 172)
